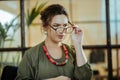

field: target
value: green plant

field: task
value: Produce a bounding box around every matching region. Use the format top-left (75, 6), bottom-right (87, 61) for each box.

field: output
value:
top-left (0, 15), bottom-right (20, 75)
top-left (26, 1), bottom-right (47, 27)
top-left (0, 15), bottom-right (20, 47)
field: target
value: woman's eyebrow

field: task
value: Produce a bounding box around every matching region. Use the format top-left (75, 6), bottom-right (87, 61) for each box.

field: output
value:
top-left (53, 23), bottom-right (61, 25)
top-left (52, 23), bottom-right (67, 25)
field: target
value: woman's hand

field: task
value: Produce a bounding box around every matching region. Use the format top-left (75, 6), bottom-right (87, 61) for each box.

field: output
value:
top-left (71, 24), bottom-right (83, 46)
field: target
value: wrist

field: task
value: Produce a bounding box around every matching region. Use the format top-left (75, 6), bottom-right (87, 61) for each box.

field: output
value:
top-left (73, 42), bottom-right (82, 47)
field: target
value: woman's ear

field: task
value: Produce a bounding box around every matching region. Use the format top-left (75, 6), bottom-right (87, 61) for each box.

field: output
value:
top-left (42, 26), bottom-right (49, 35)
top-left (43, 26), bottom-right (49, 31)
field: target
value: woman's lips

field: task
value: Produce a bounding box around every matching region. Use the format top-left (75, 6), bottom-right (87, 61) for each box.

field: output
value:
top-left (58, 35), bottom-right (64, 39)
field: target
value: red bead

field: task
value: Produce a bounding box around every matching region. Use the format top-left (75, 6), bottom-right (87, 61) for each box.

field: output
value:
top-left (42, 45), bottom-right (69, 66)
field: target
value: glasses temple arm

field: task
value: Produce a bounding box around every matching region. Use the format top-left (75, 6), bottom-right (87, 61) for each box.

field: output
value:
top-left (49, 25), bottom-right (57, 31)
top-left (68, 21), bottom-right (73, 26)
top-left (68, 21), bottom-right (76, 29)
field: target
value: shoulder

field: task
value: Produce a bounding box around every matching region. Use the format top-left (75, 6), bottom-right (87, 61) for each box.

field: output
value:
top-left (21, 41), bottom-right (45, 66)
top-left (23, 41), bottom-right (44, 59)
top-left (62, 43), bottom-right (75, 53)
top-left (62, 43), bottom-right (71, 50)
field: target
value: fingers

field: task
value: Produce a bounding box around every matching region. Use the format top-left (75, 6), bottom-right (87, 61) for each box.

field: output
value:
top-left (72, 24), bottom-right (82, 34)
top-left (68, 21), bottom-right (82, 34)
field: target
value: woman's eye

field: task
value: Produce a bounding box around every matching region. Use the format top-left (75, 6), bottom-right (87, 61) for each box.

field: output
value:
top-left (53, 25), bottom-right (59, 27)
top-left (52, 26), bottom-right (58, 29)
top-left (63, 24), bottom-right (68, 27)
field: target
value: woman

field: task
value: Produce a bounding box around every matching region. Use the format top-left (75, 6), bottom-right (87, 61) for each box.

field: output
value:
top-left (16, 4), bottom-right (92, 80)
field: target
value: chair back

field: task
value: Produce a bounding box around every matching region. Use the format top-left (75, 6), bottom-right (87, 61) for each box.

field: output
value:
top-left (1, 65), bottom-right (18, 80)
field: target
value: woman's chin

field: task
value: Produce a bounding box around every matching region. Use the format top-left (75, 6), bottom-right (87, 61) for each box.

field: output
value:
top-left (57, 38), bottom-right (64, 42)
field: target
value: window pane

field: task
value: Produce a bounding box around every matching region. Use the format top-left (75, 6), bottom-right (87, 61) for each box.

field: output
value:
top-left (109, 0), bottom-right (120, 45)
top-left (112, 49), bottom-right (120, 77)
top-left (110, 23), bottom-right (120, 45)
top-left (72, 0), bottom-right (103, 21)
top-left (25, 24), bottom-right (45, 47)
top-left (0, 51), bottom-right (22, 76)
top-left (0, 1), bottom-right (21, 48)
top-left (85, 49), bottom-right (108, 80)
top-left (76, 23), bottom-right (106, 45)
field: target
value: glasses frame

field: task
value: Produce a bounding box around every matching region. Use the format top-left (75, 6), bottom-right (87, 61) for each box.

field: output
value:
top-left (49, 21), bottom-right (75, 34)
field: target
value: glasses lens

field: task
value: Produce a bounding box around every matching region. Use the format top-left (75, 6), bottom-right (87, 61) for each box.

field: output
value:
top-left (66, 27), bottom-right (73, 33)
top-left (56, 27), bottom-right (73, 34)
top-left (56, 27), bottom-right (64, 33)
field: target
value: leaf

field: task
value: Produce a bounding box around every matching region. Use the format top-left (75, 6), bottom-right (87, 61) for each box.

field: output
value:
top-left (0, 15), bottom-right (20, 43)
top-left (0, 23), bottom-right (7, 40)
top-left (37, 2), bottom-right (47, 12)
top-left (4, 15), bottom-right (20, 34)
top-left (26, 2), bottom-right (47, 27)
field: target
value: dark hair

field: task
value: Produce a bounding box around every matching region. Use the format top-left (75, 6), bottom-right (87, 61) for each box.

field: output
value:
top-left (40, 4), bottom-right (69, 27)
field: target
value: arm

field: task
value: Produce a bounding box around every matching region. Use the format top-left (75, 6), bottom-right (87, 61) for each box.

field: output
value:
top-left (74, 43), bottom-right (87, 67)
top-left (71, 24), bottom-right (87, 66)
top-left (71, 24), bottom-right (93, 80)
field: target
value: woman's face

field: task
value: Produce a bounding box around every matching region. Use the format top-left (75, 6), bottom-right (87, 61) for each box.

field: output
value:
top-left (47, 14), bottom-right (68, 43)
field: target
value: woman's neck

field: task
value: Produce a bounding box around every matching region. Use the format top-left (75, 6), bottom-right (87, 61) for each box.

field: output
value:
top-left (45, 39), bottom-right (62, 48)
top-left (44, 38), bottom-right (63, 59)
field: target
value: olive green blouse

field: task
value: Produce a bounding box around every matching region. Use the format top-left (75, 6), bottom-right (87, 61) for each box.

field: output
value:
top-left (16, 41), bottom-right (92, 80)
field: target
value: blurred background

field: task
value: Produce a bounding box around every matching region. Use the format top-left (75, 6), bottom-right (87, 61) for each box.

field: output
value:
top-left (0, 0), bottom-right (120, 80)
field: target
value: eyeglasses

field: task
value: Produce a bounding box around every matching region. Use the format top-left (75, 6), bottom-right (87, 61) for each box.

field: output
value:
top-left (49, 21), bottom-right (74, 34)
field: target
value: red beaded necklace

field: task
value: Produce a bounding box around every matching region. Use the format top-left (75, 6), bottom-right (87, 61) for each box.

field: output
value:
top-left (42, 45), bottom-right (69, 66)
